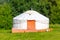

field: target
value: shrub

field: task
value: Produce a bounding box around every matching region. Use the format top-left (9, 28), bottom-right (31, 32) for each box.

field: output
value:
top-left (0, 2), bottom-right (12, 29)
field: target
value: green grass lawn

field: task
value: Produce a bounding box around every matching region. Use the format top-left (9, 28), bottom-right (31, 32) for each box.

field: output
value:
top-left (0, 24), bottom-right (60, 40)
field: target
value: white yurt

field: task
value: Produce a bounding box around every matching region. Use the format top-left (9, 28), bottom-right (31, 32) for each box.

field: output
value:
top-left (12, 10), bottom-right (49, 33)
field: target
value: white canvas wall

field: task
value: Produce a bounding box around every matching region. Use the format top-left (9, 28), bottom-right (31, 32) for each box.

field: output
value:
top-left (13, 19), bottom-right (49, 30)
top-left (35, 22), bottom-right (49, 30)
top-left (13, 20), bottom-right (27, 29)
top-left (20, 20), bottom-right (27, 29)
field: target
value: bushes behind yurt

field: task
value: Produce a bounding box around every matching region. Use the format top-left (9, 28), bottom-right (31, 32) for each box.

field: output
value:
top-left (0, 0), bottom-right (60, 29)
top-left (0, 2), bottom-right (12, 29)
top-left (10, 0), bottom-right (60, 24)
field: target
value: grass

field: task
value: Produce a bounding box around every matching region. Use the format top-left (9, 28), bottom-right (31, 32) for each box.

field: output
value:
top-left (0, 24), bottom-right (60, 40)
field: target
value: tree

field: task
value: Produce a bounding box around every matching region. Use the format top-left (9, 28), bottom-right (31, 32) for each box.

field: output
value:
top-left (48, 0), bottom-right (60, 24)
top-left (0, 2), bottom-right (12, 29)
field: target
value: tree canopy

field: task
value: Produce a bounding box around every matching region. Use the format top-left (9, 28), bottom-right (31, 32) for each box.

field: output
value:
top-left (0, 0), bottom-right (60, 29)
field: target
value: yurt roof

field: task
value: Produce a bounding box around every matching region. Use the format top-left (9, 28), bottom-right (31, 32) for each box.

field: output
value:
top-left (13, 10), bottom-right (49, 21)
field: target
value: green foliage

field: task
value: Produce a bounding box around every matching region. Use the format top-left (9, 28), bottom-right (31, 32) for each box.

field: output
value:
top-left (0, 2), bottom-right (12, 29)
top-left (48, 0), bottom-right (60, 24)
top-left (0, 0), bottom-right (60, 29)
top-left (11, 0), bottom-right (60, 24)
top-left (10, 0), bottom-right (50, 17)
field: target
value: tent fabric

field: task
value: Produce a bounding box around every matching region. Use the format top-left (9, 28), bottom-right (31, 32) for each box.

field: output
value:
top-left (13, 10), bottom-right (49, 24)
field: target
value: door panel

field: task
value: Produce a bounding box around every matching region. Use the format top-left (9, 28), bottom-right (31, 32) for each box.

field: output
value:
top-left (27, 20), bottom-right (35, 30)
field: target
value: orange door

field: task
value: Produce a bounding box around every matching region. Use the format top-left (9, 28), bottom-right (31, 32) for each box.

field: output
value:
top-left (27, 20), bottom-right (35, 30)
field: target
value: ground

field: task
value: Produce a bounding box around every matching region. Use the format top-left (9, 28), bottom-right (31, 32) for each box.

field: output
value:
top-left (0, 24), bottom-right (60, 40)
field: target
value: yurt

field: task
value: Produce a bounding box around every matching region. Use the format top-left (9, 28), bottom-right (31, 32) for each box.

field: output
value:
top-left (12, 10), bottom-right (49, 33)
